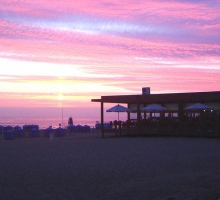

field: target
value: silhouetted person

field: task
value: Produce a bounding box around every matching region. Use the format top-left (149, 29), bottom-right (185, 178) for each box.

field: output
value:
top-left (110, 121), bottom-right (113, 128)
top-left (113, 120), bottom-right (118, 129)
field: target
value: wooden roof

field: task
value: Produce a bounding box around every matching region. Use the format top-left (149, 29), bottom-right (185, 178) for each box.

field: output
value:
top-left (91, 91), bottom-right (220, 104)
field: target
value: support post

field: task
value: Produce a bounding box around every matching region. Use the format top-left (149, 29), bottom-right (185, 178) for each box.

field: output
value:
top-left (178, 103), bottom-right (184, 123)
top-left (137, 101), bottom-right (140, 136)
top-left (101, 101), bottom-right (104, 138)
top-left (127, 103), bottom-right (130, 121)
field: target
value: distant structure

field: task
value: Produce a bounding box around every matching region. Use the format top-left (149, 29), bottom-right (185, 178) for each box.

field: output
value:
top-left (142, 87), bottom-right (150, 95)
top-left (68, 117), bottom-right (73, 125)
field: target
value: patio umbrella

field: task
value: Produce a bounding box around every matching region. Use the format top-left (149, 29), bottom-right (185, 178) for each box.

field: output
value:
top-left (142, 103), bottom-right (167, 112)
top-left (184, 103), bottom-right (212, 111)
top-left (106, 104), bottom-right (130, 121)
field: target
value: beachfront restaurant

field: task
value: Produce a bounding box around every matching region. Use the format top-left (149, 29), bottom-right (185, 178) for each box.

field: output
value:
top-left (91, 88), bottom-right (220, 138)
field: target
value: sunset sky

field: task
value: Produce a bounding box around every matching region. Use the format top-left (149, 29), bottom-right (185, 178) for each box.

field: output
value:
top-left (0, 0), bottom-right (220, 120)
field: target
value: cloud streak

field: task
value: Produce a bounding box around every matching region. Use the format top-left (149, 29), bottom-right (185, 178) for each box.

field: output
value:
top-left (0, 0), bottom-right (220, 111)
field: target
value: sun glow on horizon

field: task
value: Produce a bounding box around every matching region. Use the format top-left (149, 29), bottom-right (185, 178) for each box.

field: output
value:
top-left (57, 94), bottom-right (64, 101)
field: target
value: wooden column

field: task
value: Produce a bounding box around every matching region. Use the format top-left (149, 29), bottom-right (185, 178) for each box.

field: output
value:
top-left (144, 104), bottom-right (146, 120)
top-left (127, 103), bottom-right (130, 121)
top-left (101, 101), bottom-right (104, 138)
top-left (178, 103), bottom-right (184, 123)
top-left (161, 104), bottom-right (165, 122)
top-left (137, 101), bottom-right (140, 136)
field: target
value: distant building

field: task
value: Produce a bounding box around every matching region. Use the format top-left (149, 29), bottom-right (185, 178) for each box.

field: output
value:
top-left (68, 117), bottom-right (73, 125)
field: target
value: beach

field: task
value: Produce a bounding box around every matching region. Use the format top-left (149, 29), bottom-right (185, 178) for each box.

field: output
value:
top-left (0, 133), bottom-right (220, 200)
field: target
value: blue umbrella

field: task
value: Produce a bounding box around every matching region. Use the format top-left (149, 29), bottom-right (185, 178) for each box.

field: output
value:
top-left (142, 103), bottom-right (167, 112)
top-left (106, 104), bottom-right (130, 121)
top-left (184, 103), bottom-right (212, 110)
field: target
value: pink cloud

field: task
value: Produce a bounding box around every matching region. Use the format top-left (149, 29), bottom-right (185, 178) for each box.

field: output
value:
top-left (1, 0), bottom-right (220, 114)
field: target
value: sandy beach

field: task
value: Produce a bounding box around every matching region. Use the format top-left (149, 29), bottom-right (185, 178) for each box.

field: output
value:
top-left (0, 133), bottom-right (220, 200)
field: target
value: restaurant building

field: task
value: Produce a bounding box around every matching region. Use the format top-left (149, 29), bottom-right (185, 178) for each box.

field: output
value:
top-left (91, 88), bottom-right (220, 137)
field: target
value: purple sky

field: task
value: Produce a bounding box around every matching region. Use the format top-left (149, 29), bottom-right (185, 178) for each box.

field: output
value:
top-left (0, 0), bottom-right (220, 119)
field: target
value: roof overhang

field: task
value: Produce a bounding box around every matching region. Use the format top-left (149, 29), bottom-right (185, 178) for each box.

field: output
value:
top-left (91, 91), bottom-right (220, 104)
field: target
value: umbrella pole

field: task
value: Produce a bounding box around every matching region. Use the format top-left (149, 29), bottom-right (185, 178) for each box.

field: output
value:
top-left (118, 112), bottom-right (119, 121)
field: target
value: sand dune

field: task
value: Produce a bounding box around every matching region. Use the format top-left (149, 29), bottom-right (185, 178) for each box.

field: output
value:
top-left (0, 133), bottom-right (220, 200)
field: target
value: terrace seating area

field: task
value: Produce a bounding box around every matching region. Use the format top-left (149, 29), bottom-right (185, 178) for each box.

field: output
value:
top-left (100, 116), bottom-right (220, 138)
